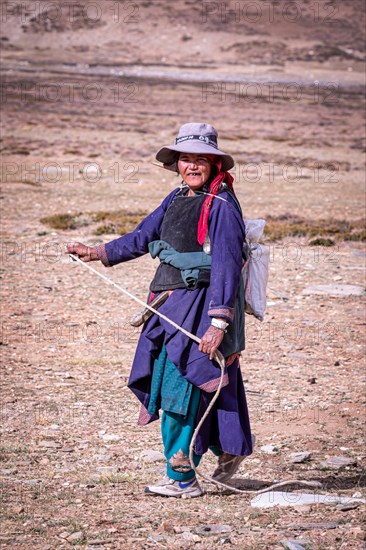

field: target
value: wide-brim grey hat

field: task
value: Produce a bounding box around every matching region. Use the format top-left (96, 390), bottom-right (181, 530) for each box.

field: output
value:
top-left (156, 122), bottom-right (234, 172)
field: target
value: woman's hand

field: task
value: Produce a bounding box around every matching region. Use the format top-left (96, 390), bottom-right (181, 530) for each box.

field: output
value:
top-left (199, 325), bottom-right (225, 361)
top-left (66, 242), bottom-right (99, 262)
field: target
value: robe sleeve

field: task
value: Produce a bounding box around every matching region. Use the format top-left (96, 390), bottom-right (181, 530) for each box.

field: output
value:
top-left (207, 193), bottom-right (245, 323)
top-left (95, 189), bottom-right (178, 267)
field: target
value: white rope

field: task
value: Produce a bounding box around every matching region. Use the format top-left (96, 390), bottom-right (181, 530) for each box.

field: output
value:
top-left (69, 254), bottom-right (322, 496)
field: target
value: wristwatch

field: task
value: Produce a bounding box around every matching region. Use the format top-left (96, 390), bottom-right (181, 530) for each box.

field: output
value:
top-left (211, 318), bottom-right (229, 331)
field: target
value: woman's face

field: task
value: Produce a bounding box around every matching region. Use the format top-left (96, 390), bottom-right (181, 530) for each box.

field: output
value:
top-left (178, 153), bottom-right (213, 191)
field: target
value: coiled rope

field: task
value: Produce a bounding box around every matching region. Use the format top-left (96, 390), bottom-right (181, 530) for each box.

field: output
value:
top-left (69, 254), bottom-right (321, 496)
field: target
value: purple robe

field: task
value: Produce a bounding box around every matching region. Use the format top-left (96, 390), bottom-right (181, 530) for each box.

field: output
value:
top-left (96, 188), bottom-right (253, 457)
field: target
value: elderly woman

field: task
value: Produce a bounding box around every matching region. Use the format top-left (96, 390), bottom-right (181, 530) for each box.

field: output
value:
top-left (67, 122), bottom-right (253, 498)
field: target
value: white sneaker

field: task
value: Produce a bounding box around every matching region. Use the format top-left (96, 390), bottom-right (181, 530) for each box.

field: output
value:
top-left (144, 476), bottom-right (204, 498)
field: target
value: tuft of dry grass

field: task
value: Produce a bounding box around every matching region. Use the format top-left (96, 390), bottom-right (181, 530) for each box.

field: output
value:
top-left (40, 213), bottom-right (85, 230)
top-left (92, 210), bottom-right (147, 235)
top-left (40, 210), bottom-right (147, 234)
top-left (264, 214), bottom-right (365, 242)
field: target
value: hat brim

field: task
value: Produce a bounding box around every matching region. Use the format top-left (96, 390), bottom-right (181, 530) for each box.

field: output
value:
top-left (156, 142), bottom-right (234, 172)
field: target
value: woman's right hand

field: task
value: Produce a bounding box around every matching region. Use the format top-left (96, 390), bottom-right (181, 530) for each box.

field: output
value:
top-left (66, 242), bottom-right (99, 262)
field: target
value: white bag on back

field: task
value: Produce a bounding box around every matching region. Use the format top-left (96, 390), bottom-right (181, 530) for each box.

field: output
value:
top-left (242, 219), bottom-right (269, 321)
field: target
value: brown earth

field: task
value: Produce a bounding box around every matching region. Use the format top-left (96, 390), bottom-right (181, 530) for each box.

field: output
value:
top-left (1, 1), bottom-right (365, 549)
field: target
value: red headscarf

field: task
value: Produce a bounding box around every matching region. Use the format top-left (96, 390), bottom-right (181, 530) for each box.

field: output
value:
top-left (197, 158), bottom-right (235, 245)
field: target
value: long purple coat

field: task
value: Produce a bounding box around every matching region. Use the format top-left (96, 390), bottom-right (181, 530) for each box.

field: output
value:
top-left (96, 188), bottom-right (253, 457)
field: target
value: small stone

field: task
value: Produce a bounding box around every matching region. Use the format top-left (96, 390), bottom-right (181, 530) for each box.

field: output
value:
top-left (39, 440), bottom-right (62, 449)
top-left (88, 539), bottom-right (116, 545)
top-left (289, 452), bottom-right (311, 464)
top-left (96, 466), bottom-right (119, 475)
top-left (238, 527), bottom-right (251, 534)
top-left (0, 468), bottom-right (18, 475)
top-left (109, 445), bottom-right (124, 454)
top-left (302, 284), bottom-right (365, 297)
top-left (282, 540), bottom-right (309, 550)
top-left (22, 479), bottom-right (42, 485)
top-left (140, 449), bottom-right (165, 462)
top-left (260, 445), bottom-right (278, 454)
top-left (173, 526), bottom-right (191, 534)
top-left (251, 491), bottom-right (365, 509)
top-left (320, 456), bottom-right (357, 469)
top-left (336, 502), bottom-right (360, 511)
top-left (58, 531), bottom-right (70, 539)
top-left (220, 538), bottom-right (232, 544)
top-left (294, 505), bottom-right (312, 514)
top-left (195, 524), bottom-right (231, 536)
top-left (288, 522), bottom-right (338, 530)
top-left (93, 453), bottom-right (110, 462)
top-left (181, 532), bottom-right (201, 542)
top-left (67, 531), bottom-right (84, 543)
top-left (158, 521), bottom-right (174, 533)
top-left (101, 434), bottom-right (121, 442)
top-left (14, 505), bottom-right (25, 514)
top-left (349, 527), bottom-right (364, 541)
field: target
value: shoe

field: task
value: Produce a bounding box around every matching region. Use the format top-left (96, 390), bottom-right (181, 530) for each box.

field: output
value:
top-left (212, 453), bottom-right (246, 482)
top-left (144, 476), bottom-right (204, 498)
top-left (212, 435), bottom-right (256, 483)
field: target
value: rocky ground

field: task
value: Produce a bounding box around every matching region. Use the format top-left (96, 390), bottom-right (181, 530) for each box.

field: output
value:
top-left (1, 1), bottom-right (365, 549)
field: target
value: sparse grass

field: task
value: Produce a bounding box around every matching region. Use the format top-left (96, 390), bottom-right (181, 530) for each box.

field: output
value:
top-left (264, 214), bottom-right (366, 242)
top-left (40, 210), bottom-right (147, 235)
top-left (92, 210), bottom-right (147, 235)
top-left (98, 472), bottom-right (138, 485)
top-left (268, 135), bottom-right (288, 142)
top-left (40, 212), bottom-right (84, 230)
top-left (309, 237), bottom-right (336, 246)
top-left (0, 443), bottom-right (29, 455)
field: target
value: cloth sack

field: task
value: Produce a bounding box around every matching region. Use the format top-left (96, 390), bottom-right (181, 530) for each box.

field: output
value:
top-left (242, 219), bottom-right (269, 322)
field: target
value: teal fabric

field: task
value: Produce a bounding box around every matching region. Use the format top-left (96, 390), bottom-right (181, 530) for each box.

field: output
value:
top-left (162, 387), bottom-right (223, 481)
top-left (148, 238), bottom-right (244, 356)
top-left (147, 345), bottom-right (193, 416)
top-left (161, 384), bottom-right (203, 481)
top-left (151, 346), bottom-right (224, 481)
top-left (148, 240), bottom-right (211, 289)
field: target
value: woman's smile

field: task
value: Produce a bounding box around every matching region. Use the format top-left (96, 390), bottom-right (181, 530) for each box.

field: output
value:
top-left (178, 153), bottom-right (212, 191)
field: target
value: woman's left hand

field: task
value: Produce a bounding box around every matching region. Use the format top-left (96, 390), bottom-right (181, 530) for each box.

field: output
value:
top-left (199, 325), bottom-right (225, 361)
